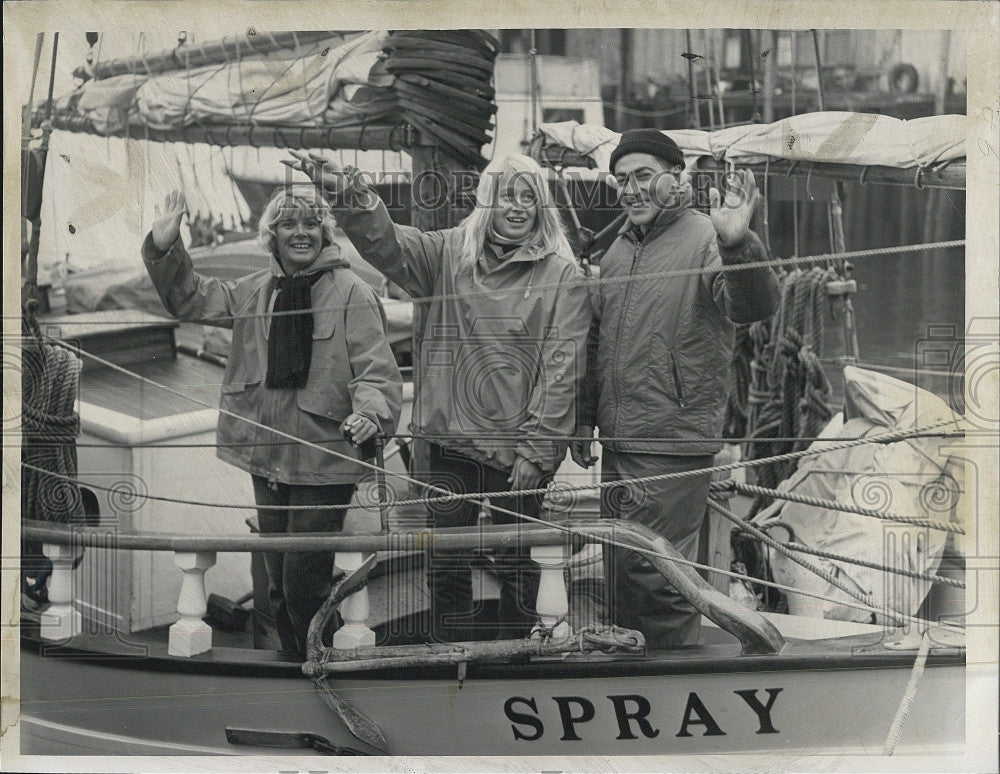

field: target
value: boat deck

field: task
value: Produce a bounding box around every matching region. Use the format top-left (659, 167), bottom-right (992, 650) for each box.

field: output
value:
top-left (78, 354), bottom-right (226, 420)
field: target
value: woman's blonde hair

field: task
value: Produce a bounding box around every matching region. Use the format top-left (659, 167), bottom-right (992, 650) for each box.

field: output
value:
top-left (459, 154), bottom-right (573, 268)
top-left (257, 184), bottom-right (338, 258)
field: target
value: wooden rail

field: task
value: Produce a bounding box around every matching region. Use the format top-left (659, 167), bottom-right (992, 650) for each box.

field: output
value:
top-left (23, 518), bottom-right (785, 657)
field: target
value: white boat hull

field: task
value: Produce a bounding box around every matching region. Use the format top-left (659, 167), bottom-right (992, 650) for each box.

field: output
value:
top-left (19, 631), bottom-right (964, 757)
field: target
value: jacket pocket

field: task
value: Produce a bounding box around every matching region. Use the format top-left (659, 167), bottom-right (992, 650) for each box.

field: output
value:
top-left (296, 386), bottom-right (352, 425)
top-left (312, 313), bottom-right (337, 340)
top-left (218, 382), bottom-right (261, 447)
top-left (669, 351), bottom-right (687, 408)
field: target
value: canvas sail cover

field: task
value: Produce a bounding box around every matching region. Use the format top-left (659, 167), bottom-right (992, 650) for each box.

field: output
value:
top-left (48, 30), bottom-right (499, 167)
top-left (64, 32), bottom-right (390, 133)
top-left (537, 112), bottom-right (968, 172)
top-left (752, 366), bottom-right (964, 624)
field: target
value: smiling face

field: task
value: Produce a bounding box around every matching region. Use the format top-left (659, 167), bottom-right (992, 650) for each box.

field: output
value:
top-left (491, 173), bottom-right (539, 242)
top-left (614, 153), bottom-right (683, 228)
top-left (274, 208), bottom-right (323, 272)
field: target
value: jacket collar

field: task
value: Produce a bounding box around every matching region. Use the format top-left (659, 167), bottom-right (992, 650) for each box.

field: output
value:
top-left (269, 243), bottom-right (351, 278)
top-left (479, 241), bottom-right (546, 273)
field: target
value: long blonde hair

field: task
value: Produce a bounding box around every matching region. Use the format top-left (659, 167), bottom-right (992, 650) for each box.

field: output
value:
top-left (459, 155), bottom-right (573, 269)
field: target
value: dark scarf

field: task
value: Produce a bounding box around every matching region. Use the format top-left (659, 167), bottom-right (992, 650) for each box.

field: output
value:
top-left (265, 272), bottom-right (324, 389)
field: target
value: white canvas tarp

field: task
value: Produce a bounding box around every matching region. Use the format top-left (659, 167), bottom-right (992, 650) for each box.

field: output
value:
top-left (64, 32), bottom-right (389, 135)
top-left (752, 366), bottom-right (964, 624)
top-left (539, 112), bottom-right (968, 173)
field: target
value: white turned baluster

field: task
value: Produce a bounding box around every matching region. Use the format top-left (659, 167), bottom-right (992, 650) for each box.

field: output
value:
top-left (40, 543), bottom-right (82, 640)
top-left (332, 552), bottom-right (375, 649)
top-left (531, 544), bottom-right (571, 640)
top-left (168, 551), bottom-right (216, 657)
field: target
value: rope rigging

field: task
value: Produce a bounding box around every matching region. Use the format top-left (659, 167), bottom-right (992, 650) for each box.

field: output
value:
top-left (21, 323), bottom-right (967, 625)
top-left (21, 514), bottom-right (964, 637)
top-left (745, 266), bottom-right (837, 516)
top-left (20, 333), bottom-right (86, 605)
top-left (21, 330), bottom-right (966, 636)
top-left (8, 238), bottom-right (966, 328)
top-left (21, 412), bottom-right (963, 526)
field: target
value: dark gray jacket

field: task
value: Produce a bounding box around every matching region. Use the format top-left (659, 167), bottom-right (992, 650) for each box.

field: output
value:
top-left (581, 207), bottom-right (779, 456)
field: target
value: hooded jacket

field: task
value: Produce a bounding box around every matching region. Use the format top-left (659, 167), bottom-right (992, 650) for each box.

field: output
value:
top-left (580, 205), bottom-right (780, 456)
top-left (142, 233), bottom-right (402, 485)
top-left (332, 194), bottom-right (592, 473)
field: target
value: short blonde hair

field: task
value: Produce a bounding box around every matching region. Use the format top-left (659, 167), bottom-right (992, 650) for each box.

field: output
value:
top-left (257, 185), bottom-right (338, 257)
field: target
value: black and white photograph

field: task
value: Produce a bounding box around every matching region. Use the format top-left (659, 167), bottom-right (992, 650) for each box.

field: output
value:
top-left (3, 2), bottom-right (998, 772)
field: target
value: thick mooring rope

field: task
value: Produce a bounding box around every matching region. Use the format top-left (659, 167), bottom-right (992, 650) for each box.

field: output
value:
top-left (20, 338), bottom-right (85, 603)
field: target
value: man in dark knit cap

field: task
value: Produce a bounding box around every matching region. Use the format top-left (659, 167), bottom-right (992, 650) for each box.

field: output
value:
top-left (572, 129), bottom-right (780, 649)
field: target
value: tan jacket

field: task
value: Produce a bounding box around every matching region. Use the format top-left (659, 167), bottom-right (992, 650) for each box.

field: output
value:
top-left (333, 196), bottom-right (592, 473)
top-left (143, 234), bottom-right (402, 485)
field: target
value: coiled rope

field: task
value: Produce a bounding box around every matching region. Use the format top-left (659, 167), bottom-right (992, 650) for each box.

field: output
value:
top-left (20, 336), bottom-right (85, 604)
top-left (747, 267), bottom-right (836, 514)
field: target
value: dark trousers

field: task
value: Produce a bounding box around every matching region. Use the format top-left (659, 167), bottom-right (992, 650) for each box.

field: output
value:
top-left (252, 476), bottom-right (356, 659)
top-left (600, 451), bottom-right (713, 650)
top-left (424, 443), bottom-right (543, 642)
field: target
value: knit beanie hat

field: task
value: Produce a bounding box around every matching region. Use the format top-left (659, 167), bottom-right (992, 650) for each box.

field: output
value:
top-left (609, 129), bottom-right (685, 173)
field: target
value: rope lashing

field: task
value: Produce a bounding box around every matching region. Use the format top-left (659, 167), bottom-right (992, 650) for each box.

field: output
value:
top-left (708, 498), bottom-right (910, 625)
top-left (760, 536), bottom-right (965, 589)
top-left (24, 415), bottom-right (962, 515)
top-left (712, 480), bottom-right (964, 535)
top-left (20, 239), bottom-right (966, 328)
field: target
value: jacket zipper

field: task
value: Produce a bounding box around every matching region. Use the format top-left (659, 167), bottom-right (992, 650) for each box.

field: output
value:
top-left (612, 242), bottom-right (643, 431)
top-left (670, 351), bottom-right (687, 408)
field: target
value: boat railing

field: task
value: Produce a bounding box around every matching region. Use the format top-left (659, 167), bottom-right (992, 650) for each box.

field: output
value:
top-left (22, 517), bottom-right (786, 657)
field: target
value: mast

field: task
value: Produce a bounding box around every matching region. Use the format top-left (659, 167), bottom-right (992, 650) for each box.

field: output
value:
top-left (685, 29), bottom-right (700, 129)
top-left (22, 32), bottom-right (59, 323)
top-left (762, 30), bottom-right (777, 123)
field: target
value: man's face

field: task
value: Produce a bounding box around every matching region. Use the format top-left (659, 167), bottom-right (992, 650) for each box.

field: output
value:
top-left (613, 153), bottom-right (683, 228)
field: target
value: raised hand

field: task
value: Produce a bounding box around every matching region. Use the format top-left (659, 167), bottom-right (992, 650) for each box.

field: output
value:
top-left (282, 151), bottom-right (359, 194)
top-left (709, 168), bottom-right (760, 247)
top-left (151, 190), bottom-right (187, 251)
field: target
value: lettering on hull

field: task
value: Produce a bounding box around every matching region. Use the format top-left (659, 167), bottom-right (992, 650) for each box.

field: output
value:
top-left (504, 689), bottom-right (783, 742)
